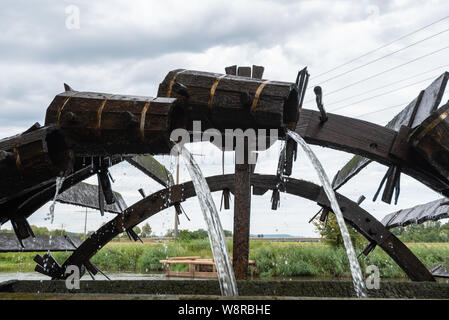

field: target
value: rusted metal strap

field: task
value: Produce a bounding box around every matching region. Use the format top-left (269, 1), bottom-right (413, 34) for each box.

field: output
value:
top-left (97, 95), bottom-right (116, 130)
top-left (13, 146), bottom-right (23, 173)
top-left (251, 80), bottom-right (270, 113)
top-left (166, 69), bottom-right (187, 97)
top-left (414, 108), bottom-right (449, 142)
top-left (57, 92), bottom-right (79, 125)
top-left (140, 100), bottom-right (152, 140)
top-left (208, 74), bottom-right (226, 108)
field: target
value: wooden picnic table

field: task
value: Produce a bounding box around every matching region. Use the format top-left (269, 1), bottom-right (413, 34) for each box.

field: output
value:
top-left (159, 256), bottom-right (256, 278)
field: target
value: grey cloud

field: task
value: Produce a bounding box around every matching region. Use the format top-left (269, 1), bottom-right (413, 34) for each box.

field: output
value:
top-left (0, 0), bottom-right (387, 64)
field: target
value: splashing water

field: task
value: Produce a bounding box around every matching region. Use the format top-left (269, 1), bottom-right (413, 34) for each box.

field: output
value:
top-left (45, 176), bottom-right (65, 224)
top-left (286, 130), bottom-right (367, 298)
top-left (176, 145), bottom-right (238, 296)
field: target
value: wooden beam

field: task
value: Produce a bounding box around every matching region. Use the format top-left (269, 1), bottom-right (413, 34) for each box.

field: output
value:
top-left (0, 125), bottom-right (74, 204)
top-left (158, 69), bottom-right (299, 132)
top-left (56, 174), bottom-right (434, 282)
top-left (233, 149), bottom-right (251, 280)
top-left (0, 156), bottom-right (123, 227)
top-left (45, 91), bottom-right (184, 156)
top-left (297, 109), bottom-right (449, 196)
top-left (411, 101), bottom-right (449, 180)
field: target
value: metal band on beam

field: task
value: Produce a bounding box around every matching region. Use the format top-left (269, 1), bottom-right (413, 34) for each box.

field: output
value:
top-left (140, 100), bottom-right (151, 140)
top-left (56, 92), bottom-right (79, 125)
top-left (96, 95), bottom-right (116, 130)
top-left (13, 146), bottom-right (23, 173)
top-left (208, 75), bottom-right (226, 108)
top-left (166, 69), bottom-right (187, 98)
top-left (414, 108), bottom-right (449, 142)
top-left (251, 80), bottom-right (270, 113)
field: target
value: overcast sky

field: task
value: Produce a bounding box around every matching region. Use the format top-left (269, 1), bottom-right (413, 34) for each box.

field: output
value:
top-left (1, 0), bottom-right (449, 237)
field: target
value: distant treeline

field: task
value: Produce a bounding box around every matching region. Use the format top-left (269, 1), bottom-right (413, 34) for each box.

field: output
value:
top-left (1, 225), bottom-right (79, 237)
top-left (391, 221), bottom-right (449, 242)
top-left (1, 220), bottom-right (448, 243)
top-left (316, 215), bottom-right (449, 246)
top-left (0, 225), bottom-right (232, 241)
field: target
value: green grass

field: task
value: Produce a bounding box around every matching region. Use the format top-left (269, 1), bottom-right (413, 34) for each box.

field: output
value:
top-left (0, 251), bottom-right (71, 272)
top-left (1, 241), bottom-right (448, 279)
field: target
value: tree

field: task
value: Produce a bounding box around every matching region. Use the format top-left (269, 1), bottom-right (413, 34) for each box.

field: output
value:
top-left (133, 226), bottom-right (141, 236)
top-left (50, 229), bottom-right (65, 236)
top-left (176, 229), bottom-right (210, 241)
top-left (223, 230), bottom-right (232, 237)
top-left (31, 225), bottom-right (50, 236)
top-left (141, 223), bottom-right (152, 238)
top-left (391, 221), bottom-right (449, 242)
top-left (314, 213), bottom-right (365, 248)
top-left (193, 229), bottom-right (208, 239)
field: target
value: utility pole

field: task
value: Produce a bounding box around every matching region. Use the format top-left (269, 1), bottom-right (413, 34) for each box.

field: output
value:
top-left (74, 209), bottom-right (94, 240)
top-left (84, 207), bottom-right (88, 240)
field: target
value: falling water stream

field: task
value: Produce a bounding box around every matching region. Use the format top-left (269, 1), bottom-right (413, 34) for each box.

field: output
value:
top-left (287, 130), bottom-right (367, 298)
top-left (175, 145), bottom-right (238, 296)
top-left (46, 176), bottom-right (65, 224)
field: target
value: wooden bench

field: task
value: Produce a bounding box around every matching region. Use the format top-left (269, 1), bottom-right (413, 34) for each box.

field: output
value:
top-left (159, 256), bottom-right (256, 278)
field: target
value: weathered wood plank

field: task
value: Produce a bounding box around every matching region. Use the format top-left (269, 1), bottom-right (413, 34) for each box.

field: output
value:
top-left (410, 101), bottom-right (449, 179)
top-left (56, 181), bottom-right (126, 214)
top-left (233, 157), bottom-right (251, 280)
top-left (381, 198), bottom-right (449, 229)
top-left (251, 65), bottom-right (264, 79)
top-left (157, 69), bottom-right (298, 131)
top-left (126, 155), bottom-right (173, 187)
top-left (237, 66), bottom-right (251, 77)
top-left (297, 109), bottom-right (397, 162)
top-left (331, 72), bottom-right (449, 190)
top-left (390, 72), bottom-right (448, 130)
top-left (45, 91), bottom-right (185, 156)
top-left (297, 108), bottom-right (449, 196)
top-left (0, 156), bottom-right (123, 228)
top-left (0, 126), bottom-right (74, 204)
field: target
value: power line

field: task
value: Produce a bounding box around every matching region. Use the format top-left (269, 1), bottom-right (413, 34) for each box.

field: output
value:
top-left (328, 74), bottom-right (439, 112)
top-left (312, 14), bottom-right (449, 79)
top-left (306, 43), bottom-right (449, 102)
top-left (314, 26), bottom-right (449, 86)
top-left (355, 102), bottom-right (408, 118)
top-left (325, 63), bottom-right (449, 107)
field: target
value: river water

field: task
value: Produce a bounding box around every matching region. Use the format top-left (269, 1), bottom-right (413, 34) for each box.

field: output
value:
top-left (0, 272), bottom-right (416, 283)
top-left (0, 272), bottom-right (166, 282)
top-left (0, 272), bottom-right (214, 282)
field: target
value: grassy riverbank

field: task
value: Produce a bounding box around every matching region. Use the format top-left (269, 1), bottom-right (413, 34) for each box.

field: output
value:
top-left (1, 241), bottom-right (448, 278)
